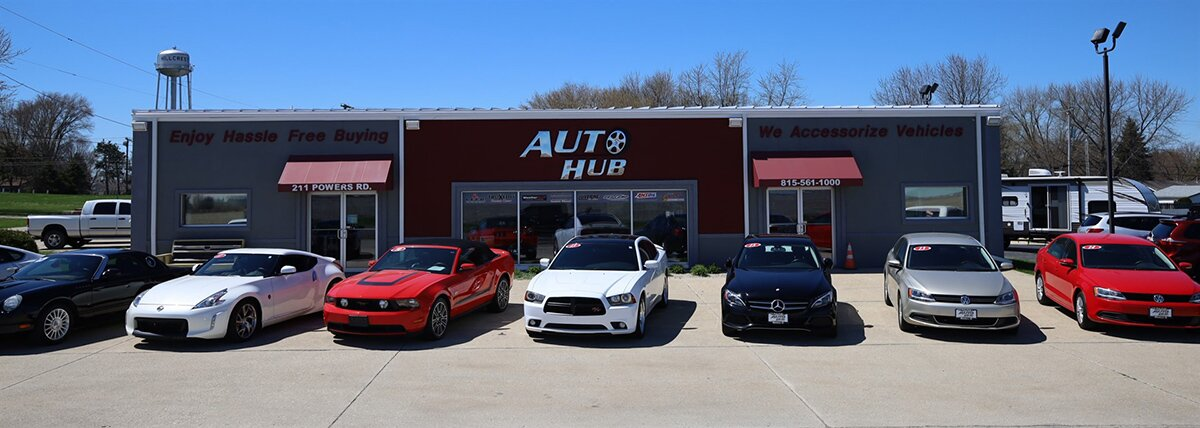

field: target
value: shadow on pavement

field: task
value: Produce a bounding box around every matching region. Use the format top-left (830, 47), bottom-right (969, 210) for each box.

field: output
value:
top-left (730, 302), bottom-right (867, 347)
top-left (911, 315), bottom-right (1047, 344)
top-left (0, 312), bottom-right (128, 356)
top-left (1045, 306), bottom-right (1200, 343)
top-left (528, 300), bottom-right (697, 349)
top-left (131, 313), bottom-right (327, 353)
top-left (332, 303), bottom-right (526, 351)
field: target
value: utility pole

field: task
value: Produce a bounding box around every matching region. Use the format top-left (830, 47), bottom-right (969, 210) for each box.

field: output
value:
top-left (123, 137), bottom-right (131, 195)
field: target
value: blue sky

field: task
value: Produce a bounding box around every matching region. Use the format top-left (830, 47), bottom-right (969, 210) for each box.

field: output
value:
top-left (1, 0), bottom-right (1197, 145)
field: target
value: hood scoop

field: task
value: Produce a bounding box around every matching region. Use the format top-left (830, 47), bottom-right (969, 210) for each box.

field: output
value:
top-left (358, 271), bottom-right (422, 286)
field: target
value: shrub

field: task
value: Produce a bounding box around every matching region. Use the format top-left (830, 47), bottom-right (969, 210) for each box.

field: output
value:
top-left (689, 264), bottom-right (711, 277)
top-left (667, 264), bottom-right (686, 275)
top-left (526, 266), bottom-right (543, 275)
top-left (0, 229), bottom-right (37, 252)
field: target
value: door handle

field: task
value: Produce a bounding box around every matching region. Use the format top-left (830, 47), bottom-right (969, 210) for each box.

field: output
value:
top-left (89, 218), bottom-right (98, 220)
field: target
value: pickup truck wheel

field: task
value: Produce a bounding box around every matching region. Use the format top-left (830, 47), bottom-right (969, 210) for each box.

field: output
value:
top-left (41, 229), bottom-right (67, 249)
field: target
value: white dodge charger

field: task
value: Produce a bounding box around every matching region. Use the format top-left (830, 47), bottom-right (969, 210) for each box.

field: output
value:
top-left (524, 234), bottom-right (667, 338)
top-left (125, 249), bottom-right (344, 341)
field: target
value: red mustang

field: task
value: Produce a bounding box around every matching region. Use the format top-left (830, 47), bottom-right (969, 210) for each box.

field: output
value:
top-left (1035, 233), bottom-right (1200, 330)
top-left (324, 239), bottom-right (515, 340)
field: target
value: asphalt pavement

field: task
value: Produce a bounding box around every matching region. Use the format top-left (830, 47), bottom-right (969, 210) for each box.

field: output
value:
top-left (1, 271), bottom-right (1198, 427)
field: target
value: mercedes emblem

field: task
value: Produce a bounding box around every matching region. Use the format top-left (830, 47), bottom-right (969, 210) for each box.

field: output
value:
top-left (770, 299), bottom-right (785, 313)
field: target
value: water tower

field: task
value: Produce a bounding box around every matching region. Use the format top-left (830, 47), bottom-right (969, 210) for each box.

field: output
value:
top-left (155, 48), bottom-right (193, 110)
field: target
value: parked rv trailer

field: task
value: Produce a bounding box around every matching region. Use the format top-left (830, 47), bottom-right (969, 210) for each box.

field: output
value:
top-left (1001, 174), bottom-right (1159, 247)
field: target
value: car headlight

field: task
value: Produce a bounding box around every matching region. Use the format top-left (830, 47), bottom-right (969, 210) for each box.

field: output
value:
top-left (393, 298), bottom-right (420, 309)
top-left (324, 295), bottom-right (335, 303)
top-left (994, 291), bottom-right (1016, 305)
top-left (1191, 293), bottom-right (1200, 304)
top-left (193, 289), bottom-right (228, 309)
top-left (525, 290), bottom-right (545, 304)
top-left (811, 291), bottom-right (833, 308)
top-left (723, 289), bottom-right (746, 307)
top-left (2, 295), bottom-right (20, 312)
top-left (132, 292), bottom-right (145, 308)
top-left (908, 287), bottom-right (935, 302)
top-left (1094, 287), bottom-right (1125, 301)
top-left (607, 293), bottom-right (637, 306)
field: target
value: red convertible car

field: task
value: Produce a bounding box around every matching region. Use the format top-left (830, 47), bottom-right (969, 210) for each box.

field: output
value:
top-left (323, 239), bottom-right (515, 340)
top-left (1035, 233), bottom-right (1200, 330)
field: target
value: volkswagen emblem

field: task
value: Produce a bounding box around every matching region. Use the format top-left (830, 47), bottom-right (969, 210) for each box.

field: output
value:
top-left (770, 299), bottom-right (786, 313)
top-left (1154, 294), bottom-right (1165, 304)
top-left (960, 295), bottom-right (971, 305)
top-left (156, 306), bottom-right (164, 312)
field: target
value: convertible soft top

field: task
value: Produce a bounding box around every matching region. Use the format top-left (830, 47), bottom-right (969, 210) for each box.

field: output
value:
top-left (402, 238), bottom-right (497, 264)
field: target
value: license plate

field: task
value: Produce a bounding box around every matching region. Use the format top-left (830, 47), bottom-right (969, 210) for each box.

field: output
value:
top-left (767, 313), bottom-right (788, 324)
top-left (1150, 307), bottom-right (1172, 319)
top-left (955, 309), bottom-right (977, 320)
top-left (349, 316), bottom-right (369, 327)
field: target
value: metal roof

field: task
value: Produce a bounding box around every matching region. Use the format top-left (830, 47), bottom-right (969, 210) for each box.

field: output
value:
top-left (1153, 185), bottom-right (1200, 200)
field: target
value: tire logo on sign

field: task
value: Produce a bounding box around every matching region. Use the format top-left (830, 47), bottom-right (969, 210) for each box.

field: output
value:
top-left (1154, 294), bottom-right (1164, 303)
top-left (606, 130), bottom-right (627, 155)
top-left (770, 299), bottom-right (785, 312)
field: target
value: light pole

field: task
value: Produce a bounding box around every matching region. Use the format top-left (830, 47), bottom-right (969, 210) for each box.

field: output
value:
top-left (1092, 21), bottom-right (1126, 234)
top-left (123, 137), bottom-right (130, 195)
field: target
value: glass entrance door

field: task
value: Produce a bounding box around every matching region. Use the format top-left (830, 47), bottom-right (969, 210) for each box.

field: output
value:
top-left (309, 193), bottom-right (377, 269)
top-left (767, 188), bottom-right (834, 256)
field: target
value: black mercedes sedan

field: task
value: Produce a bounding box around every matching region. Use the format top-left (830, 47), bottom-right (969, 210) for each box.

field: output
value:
top-left (720, 235), bottom-right (838, 337)
top-left (0, 249), bottom-right (184, 344)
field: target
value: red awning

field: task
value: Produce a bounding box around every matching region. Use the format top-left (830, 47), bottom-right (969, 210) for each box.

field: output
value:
top-left (752, 156), bottom-right (863, 188)
top-left (277, 159), bottom-right (392, 192)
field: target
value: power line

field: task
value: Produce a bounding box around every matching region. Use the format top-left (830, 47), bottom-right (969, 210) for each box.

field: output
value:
top-left (12, 59), bottom-right (155, 96)
top-left (0, 70), bottom-right (130, 128)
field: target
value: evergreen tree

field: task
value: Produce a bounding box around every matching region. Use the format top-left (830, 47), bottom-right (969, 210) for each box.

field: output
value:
top-left (1114, 117), bottom-right (1153, 181)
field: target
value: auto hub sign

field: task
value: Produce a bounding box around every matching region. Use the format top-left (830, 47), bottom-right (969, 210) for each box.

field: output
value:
top-left (520, 129), bottom-right (628, 180)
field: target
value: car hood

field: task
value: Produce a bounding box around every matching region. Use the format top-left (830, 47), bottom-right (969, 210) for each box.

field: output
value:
top-left (329, 269), bottom-right (447, 299)
top-left (529, 270), bottom-right (639, 296)
top-left (0, 278), bottom-right (60, 296)
top-left (137, 275), bottom-right (261, 306)
top-left (1082, 269), bottom-right (1199, 295)
top-left (725, 268), bottom-right (832, 300)
top-left (905, 269), bottom-right (1009, 296)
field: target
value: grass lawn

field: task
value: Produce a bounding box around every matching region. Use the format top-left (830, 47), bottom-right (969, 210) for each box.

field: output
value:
top-left (0, 218), bottom-right (25, 229)
top-left (1013, 259), bottom-right (1036, 276)
top-left (0, 193), bottom-right (129, 216)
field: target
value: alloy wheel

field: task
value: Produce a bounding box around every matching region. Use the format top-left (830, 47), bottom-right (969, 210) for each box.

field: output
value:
top-left (1075, 295), bottom-right (1086, 325)
top-left (637, 299), bottom-right (646, 334)
top-left (496, 280), bottom-right (510, 310)
top-left (234, 304), bottom-right (258, 339)
top-left (1036, 277), bottom-right (1045, 301)
top-left (43, 308), bottom-right (71, 342)
top-left (430, 301), bottom-right (449, 337)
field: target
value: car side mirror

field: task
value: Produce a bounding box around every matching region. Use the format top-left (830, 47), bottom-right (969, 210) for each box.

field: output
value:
top-left (887, 259), bottom-right (902, 269)
top-left (458, 263), bottom-right (476, 272)
top-left (192, 263), bottom-right (202, 273)
top-left (644, 260), bottom-right (660, 270)
top-left (1179, 262), bottom-right (1193, 271)
top-left (823, 257), bottom-right (834, 270)
top-left (999, 262), bottom-right (1015, 271)
top-left (540, 258), bottom-right (551, 268)
top-left (280, 265), bottom-right (298, 275)
top-left (1059, 258), bottom-right (1077, 268)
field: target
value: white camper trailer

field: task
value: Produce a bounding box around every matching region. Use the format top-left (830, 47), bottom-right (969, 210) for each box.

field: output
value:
top-left (1001, 169), bottom-right (1159, 247)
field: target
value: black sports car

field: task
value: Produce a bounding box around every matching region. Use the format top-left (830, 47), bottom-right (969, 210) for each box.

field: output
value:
top-left (720, 235), bottom-right (838, 337)
top-left (0, 249), bottom-right (185, 344)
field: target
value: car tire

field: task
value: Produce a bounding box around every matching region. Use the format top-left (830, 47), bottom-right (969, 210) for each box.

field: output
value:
top-left (34, 303), bottom-right (73, 344)
top-left (487, 277), bottom-right (510, 313)
top-left (1035, 274), bottom-right (1053, 306)
top-left (423, 297), bottom-right (450, 341)
top-left (658, 277), bottom-right (670, 309)
top-left (630, 294), bottom-right (647, 340)
top-left (41, 229), bottom-right (67, 250)
top-left (883, 281), bottom-right (893, 307)
top-left (721, 325), bottom-right (738, 337)
top-left (225, 300), bottom-right (260, 342)
top-left (897, 294), bottom-right (916, 333)
top-left (1074, 292), bottom-right (1100, 331)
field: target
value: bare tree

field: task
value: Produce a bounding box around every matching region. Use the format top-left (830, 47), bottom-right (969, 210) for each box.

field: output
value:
top-left (756, 61), bottom-right (806, 106)
top-left (872, 54), bottom-right (1006, 105)
top-left (524, 82), bottom-right (599, 109)
top-left (0, 92), bottom-right (94, 190)
top-left (641, 71), bottom-right (676, 106)
top-left (871, 65), bottom-right (930, 105)
top-left (708, 50), bottom-right (752, 106)
top-left (676, 64), bottom-right (711, 106)
top-left (0, 28), bottom-right (25, 105)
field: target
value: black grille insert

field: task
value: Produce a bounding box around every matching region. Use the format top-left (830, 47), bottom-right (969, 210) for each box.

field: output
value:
top-left (930, 294), bottom-right (998, 304)
top-left (544, 297), bottom-right (606, 316)
top-left (544, 323), bottom-right (608, 331)
top-left (135, 317), bottom-right (188, 337)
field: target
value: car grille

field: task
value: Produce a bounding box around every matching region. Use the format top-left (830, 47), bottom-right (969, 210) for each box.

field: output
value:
top-left (746, 300), bottom-right (810, 312)
top-left (337, 299), bottom-right (405, 312)
top-left (1122, 293), bottom-right (1190, 303)
top-left (134, 317), bottom-right (188, 337)
top-left (1097, 312), bottom-right (1200, 326)
top-left (930, 294), bottom-right (998, 304)
top-left (544, 297), bottom-right (606, 316)
top-left (543, 323), bottom-right (608, 331)
top-left (911, 313), bottom-right (1018, 327)
top-left (327, 323), bottom-right (408, 333)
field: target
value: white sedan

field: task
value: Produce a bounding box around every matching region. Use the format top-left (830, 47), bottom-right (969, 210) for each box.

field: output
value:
top-left (524, 235), bottom-right (667, 338)
top-left (125, 249), bottom-right (344, 341)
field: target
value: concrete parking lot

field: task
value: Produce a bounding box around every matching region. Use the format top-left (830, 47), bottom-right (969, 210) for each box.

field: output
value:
top-left (1, 270), bottom-right (1198, 427)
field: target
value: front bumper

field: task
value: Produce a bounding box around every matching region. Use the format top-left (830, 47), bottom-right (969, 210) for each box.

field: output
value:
top-left (721, 302), bottom-right (837, 332)
top-left (125, 303), bottom-right (232, 340)
top-left (0, 310), bottom-right (37, 335)
top-left (323, 303), bottom-right (426, 336)
top-left (901, 298), bottom-right (1020, 330)
top-left (1087, 298), bottom-right (1200, 329)
top-left (523, 296), bottom-right (638, 335)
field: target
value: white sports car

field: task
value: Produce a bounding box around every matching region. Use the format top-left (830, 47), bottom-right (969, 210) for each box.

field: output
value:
top-left (524, 234), bottom-right (667, 338)
top-left (125, 249), bottom-right (345, 341)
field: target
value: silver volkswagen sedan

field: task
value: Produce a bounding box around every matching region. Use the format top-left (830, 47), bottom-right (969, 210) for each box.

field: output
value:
top-left (884, 233), bottom-right (1020, 333)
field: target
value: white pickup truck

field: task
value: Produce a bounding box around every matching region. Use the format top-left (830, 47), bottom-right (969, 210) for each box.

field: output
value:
top-left (26, 199), bottom-right (132, 249)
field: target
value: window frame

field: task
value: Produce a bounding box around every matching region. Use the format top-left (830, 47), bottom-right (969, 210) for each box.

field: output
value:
top-left (179, 191), bottom-right (251, 228)
top-left (902, 184), bottom-right (970, 221)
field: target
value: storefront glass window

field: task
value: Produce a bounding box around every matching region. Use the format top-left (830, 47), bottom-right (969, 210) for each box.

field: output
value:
top-left (632, 191), bottom-right (688, 262)
top-left (181, 193), bottom-right (248, 226)
top-left (904, 186), bottom-right (968, 218)
top-left (801, 189), bottom-right (833, 253)
top-left (768, 189), bottom-right (799, 233)
top-left (462, 192), bottom-right (519, 256)
top-left (519, 192), bottom-right (573, 264)
top-left (567, 191), bottom-right (633, 250)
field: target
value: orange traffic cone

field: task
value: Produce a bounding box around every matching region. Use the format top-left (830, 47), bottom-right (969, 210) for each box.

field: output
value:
top-left (844, 243), bottom-right (857, 270)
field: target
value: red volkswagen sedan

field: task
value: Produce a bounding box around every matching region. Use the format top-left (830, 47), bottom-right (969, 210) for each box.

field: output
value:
top-left (324, 239), bottom-right (515, 340)
top-left (1035, 233), bottom-right (1200, 330)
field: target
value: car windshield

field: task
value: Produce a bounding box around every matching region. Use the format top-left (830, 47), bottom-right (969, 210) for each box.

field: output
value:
top-left (906, 244), bottom-right (997, 272)
top-left (1150, 222), bottom-right (1176, 241)
top-left (1081, 215), bottom-right (1103, 227)
top-left (371, 247), bottom-right (458, 274)
top-left (550, 240), bottom-right (639, 271)
top-left (11, 254), bottom-right (103, 281)
top-left (737, 242), bottom-right (821, 270)
top-left (195, 254), bottom-right (279, 277)
top-left (1080, 244), bottom-right (1176, 271)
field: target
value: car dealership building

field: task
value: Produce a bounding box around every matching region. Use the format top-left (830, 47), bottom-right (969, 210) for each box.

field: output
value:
top-left (129, 106), bottom-right (1003, 270)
